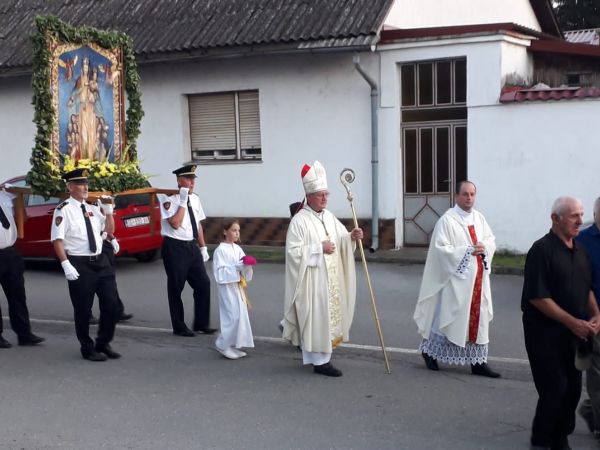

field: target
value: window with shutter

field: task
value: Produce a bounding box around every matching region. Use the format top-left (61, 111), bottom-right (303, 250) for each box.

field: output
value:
top-left (188, 90), bottom-right (262, 163)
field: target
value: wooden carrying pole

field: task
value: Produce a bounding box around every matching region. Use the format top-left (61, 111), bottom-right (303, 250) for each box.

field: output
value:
top-left (340, 168), bottom-right (391, 374)
top-left (5, 186), bottom-right (178, 239)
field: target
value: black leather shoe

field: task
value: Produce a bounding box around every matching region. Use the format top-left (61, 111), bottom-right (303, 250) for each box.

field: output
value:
top-left (18, 334), bottom-right (45, 346)
top-left (173, 328), bottom-right (195, 337)
top-left (193, 327), bottom-right (217, 335)
top-left (0, 335), bottom-right (12, 349)
top-left (578, 403), bottom-right (595, 433)
top-left (82, 351), bottom-right (108, 362)
top-left (471, 362), bottom-right (501, 378)
top-left (95, 345), bottom-right (121, 359)
top-left (89, 315), bottom-right (99, 325)
top-left (313, 362), bottom-right (343, 377)
top-left (118, 313), bottom-right (134, 322)
top-left (551, 436), bottom-right (571, 450)
top-left (422, 352), bottom-right (439, 371)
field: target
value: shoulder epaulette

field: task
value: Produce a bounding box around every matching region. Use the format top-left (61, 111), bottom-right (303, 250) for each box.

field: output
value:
top-left (56, 200), bottom-right (69, 210)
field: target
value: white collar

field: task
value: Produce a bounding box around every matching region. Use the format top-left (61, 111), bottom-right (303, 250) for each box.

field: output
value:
top-left (453, 204), bottom-right (475, 225)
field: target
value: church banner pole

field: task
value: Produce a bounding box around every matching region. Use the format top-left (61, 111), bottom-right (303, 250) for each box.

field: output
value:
top-left (340, 169), bottom-right (391, 374)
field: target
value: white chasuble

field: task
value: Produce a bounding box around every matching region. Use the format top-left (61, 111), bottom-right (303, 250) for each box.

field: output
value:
top-left (413, 207), bottom-right (496, 348)
top-left (283, 208), bottom-right (357, 354)
top-left (212, 242), bottom-right (254, 349)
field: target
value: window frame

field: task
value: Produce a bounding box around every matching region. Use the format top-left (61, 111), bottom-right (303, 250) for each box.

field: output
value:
top-left (188, 90), bottom-right (262, 164)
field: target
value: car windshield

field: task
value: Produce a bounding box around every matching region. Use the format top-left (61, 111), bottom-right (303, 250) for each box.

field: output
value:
top-left (114, 181), bottom-right (153, 209)
top-left (115, 192), bottom-right (151, 209)
top-left (8, 178), bottom-right (60, 206)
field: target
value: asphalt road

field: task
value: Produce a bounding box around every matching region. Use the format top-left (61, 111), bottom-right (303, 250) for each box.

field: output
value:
top-left (20, 258), bottom-right (526, 360)
top-left (0, 258), bottom-right (597, 449)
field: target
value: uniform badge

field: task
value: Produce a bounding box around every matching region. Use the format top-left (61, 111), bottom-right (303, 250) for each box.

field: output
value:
top-left (164, 202), bottom-right (171, 210)
top-left (86, 211), bottom-right (94, 217)
top-left (55, 216), bottom-right (63, 226)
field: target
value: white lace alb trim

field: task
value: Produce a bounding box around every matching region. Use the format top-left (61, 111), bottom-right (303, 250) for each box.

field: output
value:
top-left (420, 334), bottom-right (488, 365)
top-left (454, 246), bottom-right (474, 279)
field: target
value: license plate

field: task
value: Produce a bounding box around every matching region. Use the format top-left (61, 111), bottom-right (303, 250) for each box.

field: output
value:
top-left (124, 216), bottom-right (150, 228)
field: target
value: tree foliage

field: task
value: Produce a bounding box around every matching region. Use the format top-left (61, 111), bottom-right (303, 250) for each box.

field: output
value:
top-left (554, 0), bottom-right (600, 31)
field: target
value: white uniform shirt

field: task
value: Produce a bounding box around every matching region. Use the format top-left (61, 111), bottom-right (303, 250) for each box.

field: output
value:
top-left (0, 190), bottom-right (17, 249)
top-left (160, 192), bottom-right (206, 241)
top-left (50, 197), bottom-right (105, 256)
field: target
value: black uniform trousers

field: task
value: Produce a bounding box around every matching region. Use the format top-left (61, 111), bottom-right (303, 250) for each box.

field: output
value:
top-left (0, 246), bottom-right (32, 337)
top-left (523, 315), bottom-right (581, 447)
top-left (162, 236), bottom-right (210, 333)
top-left (101, 240), bottom-right (125, 316)
top-left (68, 253), bottom-right (118, 356)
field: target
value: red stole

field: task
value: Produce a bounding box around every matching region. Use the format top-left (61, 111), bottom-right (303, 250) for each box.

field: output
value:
top-left (467, 225), bottom-right (483, 343)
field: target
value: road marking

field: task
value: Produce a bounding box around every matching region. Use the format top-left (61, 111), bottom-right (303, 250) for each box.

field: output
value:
top-left (24, 317), bottom-right (530, 365)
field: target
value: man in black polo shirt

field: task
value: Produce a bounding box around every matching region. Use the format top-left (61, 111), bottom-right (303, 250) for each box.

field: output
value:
top-left (522, 196), bottom-right (600, 450)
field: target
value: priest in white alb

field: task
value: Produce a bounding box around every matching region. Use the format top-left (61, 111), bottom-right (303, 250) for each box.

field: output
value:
top-left (283, 161), bottom-right (363, 377)
top-left (413, 181), bottom-right (501, 378)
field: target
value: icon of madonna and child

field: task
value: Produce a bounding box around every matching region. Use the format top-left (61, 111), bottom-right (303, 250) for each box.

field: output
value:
top-left (55, 45), bottom-right (124, 164)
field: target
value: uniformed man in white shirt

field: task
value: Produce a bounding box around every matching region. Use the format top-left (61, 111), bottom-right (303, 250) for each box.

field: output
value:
top-left (51, 168), bottom-right (120, 361)
top-left (160, 165), bottom-right (215, 337)
top-left (0, 185), bottom-right (45, 348)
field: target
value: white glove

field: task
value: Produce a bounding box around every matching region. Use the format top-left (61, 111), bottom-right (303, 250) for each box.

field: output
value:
top-left (110, 238), bottom-right (120, 254)
top-left (200, 246), bottom-right (210, 262)
top-left (1, 182), bottom-right (12, 190)
top-left (61, 260), bottom-right (80, 281)
top-left (179, 187), bottom-right (189, 205)
top-left (98, 198), bottom-right (114, 215)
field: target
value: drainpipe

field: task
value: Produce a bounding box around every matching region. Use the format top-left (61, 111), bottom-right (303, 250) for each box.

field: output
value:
top-left (353, 53), bottom-right (379, 251)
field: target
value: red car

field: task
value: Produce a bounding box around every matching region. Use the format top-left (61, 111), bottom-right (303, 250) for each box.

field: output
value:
top-left (2, 176), bottom-right (163, 262)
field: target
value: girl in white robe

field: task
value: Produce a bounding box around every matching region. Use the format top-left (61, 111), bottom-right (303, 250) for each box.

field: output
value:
top-left (212, 219), bottom-right (255, 359)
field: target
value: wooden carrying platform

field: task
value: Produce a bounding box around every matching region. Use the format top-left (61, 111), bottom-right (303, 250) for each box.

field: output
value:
top-left (5, 187), bottom-right (178, 239)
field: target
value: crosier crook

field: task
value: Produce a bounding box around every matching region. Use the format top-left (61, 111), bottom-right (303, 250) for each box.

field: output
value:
top-left (340, 168), bottom-right (391, 374)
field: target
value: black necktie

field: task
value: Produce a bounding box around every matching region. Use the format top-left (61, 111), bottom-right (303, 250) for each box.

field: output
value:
top-left (187, 200), bottom-right (199, 240)
top-left (0, 205), bottom-right (10, 229)
top-left (81, 204), bottom-right (97, 253)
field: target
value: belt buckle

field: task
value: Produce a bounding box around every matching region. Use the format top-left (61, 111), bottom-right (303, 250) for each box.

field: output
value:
top-left (90, 254), bottom-right (99, 262)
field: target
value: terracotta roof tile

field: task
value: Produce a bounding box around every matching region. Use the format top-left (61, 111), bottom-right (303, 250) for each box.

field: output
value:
top-left (500, 86), bottom-right (600, 103)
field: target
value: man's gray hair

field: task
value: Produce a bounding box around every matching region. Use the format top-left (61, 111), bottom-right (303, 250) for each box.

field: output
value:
top-left (551, 196), bottom-right (582, 216)
top-left (594, 197), bottom-right (600, 215)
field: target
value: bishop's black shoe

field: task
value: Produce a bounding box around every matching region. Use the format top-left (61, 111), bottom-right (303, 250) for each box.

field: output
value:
top-left (0, 335), bottom-right (12, 349)
top-left (18, 333), bottom-right (45, 346)
top-left (193, 327), bottom-right (217, 335)
top-left (422, 352), bottom-right (439, 371)
top-left (313, 362), bottom-right (343, 377)
top-left (82, 351), bottom-right (108, 362)
top-left (173, 328), bottom-right (195, 337)
top-left (118, 313), bottom-right (134, 322)
top-left (471, 362), bottom-right (501, 378)
top-left (95, 345), bottom-right (121, 359)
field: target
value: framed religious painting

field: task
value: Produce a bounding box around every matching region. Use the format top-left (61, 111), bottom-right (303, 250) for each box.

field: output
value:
top-left (29, 15), bottom-right (145, 197)
top-left (50, 42), bottom-right (125, 164)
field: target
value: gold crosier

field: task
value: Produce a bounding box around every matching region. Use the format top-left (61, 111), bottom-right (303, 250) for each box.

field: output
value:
top-left (340, 168), bottom-right (391, 374)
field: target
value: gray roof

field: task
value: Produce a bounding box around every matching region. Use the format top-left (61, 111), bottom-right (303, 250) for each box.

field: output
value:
top-left (0, 0), bottom-right (394, 73)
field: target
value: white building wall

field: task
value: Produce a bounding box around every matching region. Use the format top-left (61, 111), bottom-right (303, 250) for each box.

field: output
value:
top-left (137, 52), bottom-right (377, 218)
top-left (385, 0), bottom-right (541, 31)
top-left (379, 34), bottom-right (600, 252)
top-left (0, 52), bottom-right (379, 220)
top-left (0, 76), bottom-right (36, 181)
top-left (378, 35), bottom-right (532, 246)
top-left (471, 99), bottom-right (600, 252)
